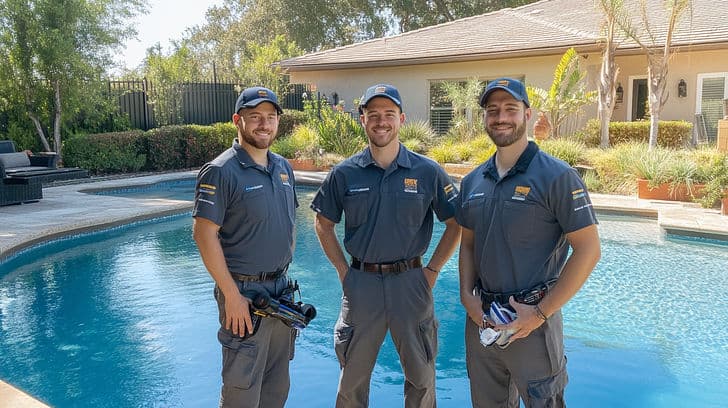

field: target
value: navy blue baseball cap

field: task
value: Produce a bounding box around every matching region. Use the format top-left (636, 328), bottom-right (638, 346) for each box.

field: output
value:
top-left (235, 86), bottom-right (283, 114)
top-left (479, 78), bottom-right (530, 108)
top-left (358, 84), bottom-right (403, 114)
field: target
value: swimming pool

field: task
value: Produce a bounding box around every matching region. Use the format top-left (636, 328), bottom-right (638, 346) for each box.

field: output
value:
top-left (1, 183), bottom-right (726, 407)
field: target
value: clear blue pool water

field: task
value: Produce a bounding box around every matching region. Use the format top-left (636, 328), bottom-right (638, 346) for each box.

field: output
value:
top-left (1, 180), bottom-right (727, 407)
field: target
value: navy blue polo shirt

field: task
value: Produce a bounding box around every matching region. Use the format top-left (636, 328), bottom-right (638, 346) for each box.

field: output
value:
top-left (193, 139), bottom-right (298, 275)
top-left (455, 141), bottom-right (597, 293)
top-left (311, 144), bottom-right (458, 263)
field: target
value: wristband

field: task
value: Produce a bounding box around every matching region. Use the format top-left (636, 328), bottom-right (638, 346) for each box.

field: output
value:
top-left (534, 304), bottom-right (548, 321)
top-left (424, 265), bottom-right (439, 274)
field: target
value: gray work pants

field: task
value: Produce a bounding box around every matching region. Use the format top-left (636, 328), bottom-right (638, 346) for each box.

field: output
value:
top-left (214, 277), bottom-right (296, 408)
top-left (334, 266), bottom-right (438, 408)
top-left (464, 310), bottom-right (568, 408)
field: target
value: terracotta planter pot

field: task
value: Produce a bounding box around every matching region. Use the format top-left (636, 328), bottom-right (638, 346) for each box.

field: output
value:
top-left (636, 179), bottom-right (706, 201)
top-left (287, 158), bottom-right (327, 171)
top-left (722, 197), bottom-right (728, 216)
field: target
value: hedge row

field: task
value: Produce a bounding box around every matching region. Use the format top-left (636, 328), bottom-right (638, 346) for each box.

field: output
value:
top-left (63, 110), bottom-right (308, 175)
top-left (64, 123), bottom-right (234, 174)
top-left (581, 119), bottom-right (693, 148)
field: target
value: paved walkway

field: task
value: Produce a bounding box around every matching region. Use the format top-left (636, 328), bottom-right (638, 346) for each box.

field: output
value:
top-left (1, 170), bottom-right (727, 260)
top-left (0, 169), bottom-right (726, 405)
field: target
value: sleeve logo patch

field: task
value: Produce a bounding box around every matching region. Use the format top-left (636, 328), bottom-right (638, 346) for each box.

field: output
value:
top-left (444, 184), bottom-right (454, 194)
top-left (512, 185), bottom-right (531, 201)
top-left (572, 188), bottom-right (585, 200)
top-left (404, 178), bottom-right (418, 193)
top-left (197, 183), bottom-right (217, 196)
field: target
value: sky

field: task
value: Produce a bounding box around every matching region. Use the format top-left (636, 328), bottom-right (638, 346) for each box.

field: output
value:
top-left (117, 0), bottom-right (224, 71)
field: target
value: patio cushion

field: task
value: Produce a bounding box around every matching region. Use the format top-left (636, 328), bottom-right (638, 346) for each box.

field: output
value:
top-left (0, 152), bottom-right (31, 168)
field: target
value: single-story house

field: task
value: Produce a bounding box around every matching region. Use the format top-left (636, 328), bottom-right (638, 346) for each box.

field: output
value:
top-left (279, 0), bottom-right (728, 141)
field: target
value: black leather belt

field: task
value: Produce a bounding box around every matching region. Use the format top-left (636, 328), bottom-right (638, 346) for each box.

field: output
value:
top-left (232, 266), bottom-right (288, 282)
top-left (479, 279), bottom-right (557, 306)
top-left (351, 256), bottom-right (422, 273)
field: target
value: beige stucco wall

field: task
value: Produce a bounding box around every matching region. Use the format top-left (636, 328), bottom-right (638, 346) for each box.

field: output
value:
top-left (289, 48), bottom-right (728, 133)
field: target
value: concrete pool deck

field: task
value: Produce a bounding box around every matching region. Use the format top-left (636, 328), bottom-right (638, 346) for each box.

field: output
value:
top-left (0, 169), bottom-right (727, 405)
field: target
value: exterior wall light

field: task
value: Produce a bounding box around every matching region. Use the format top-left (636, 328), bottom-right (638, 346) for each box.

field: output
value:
top-left (615, 83), bottom-right (624, 104)
top-left (678, 79), bottom-right (687, 98)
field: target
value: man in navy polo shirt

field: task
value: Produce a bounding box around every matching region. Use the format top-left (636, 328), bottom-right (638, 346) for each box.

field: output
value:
top-left (192, 86), bottom-right (298, 408)
top-left (311, 84), bottom-right (461, 408)
top-left (456, 78), bottom-right (601, 407)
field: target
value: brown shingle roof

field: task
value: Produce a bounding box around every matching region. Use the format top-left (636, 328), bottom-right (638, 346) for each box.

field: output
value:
top-left (279, 0), bottom-right (728, 71)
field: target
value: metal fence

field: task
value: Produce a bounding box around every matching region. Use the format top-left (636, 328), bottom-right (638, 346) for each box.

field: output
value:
top-left (108, 80), bottom-right (311, 131)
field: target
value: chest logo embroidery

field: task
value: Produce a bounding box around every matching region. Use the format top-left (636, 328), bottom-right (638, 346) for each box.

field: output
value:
top-left (245, 184), bottom-right (263, 192)
top-left (404, 178), bottom-right (418, 193)
top-left (280, 173), bottom-right (291, 186)
top-left (512, 185), bottom-right (530, 201)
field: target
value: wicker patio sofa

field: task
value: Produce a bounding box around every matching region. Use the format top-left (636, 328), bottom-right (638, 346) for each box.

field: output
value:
top-left (0, 140), bottom-right (88, 184)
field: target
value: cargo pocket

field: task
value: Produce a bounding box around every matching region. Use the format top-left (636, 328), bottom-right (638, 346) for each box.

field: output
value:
top-left (289, 327), bottom-right (297, 361)
top-left (527, 366), bottom-right (568, 407)
top-left (418, 316), bottom-right (438, 363)
top-left (334, 322), bottom-right (354, 368)
top-left (218, 328), bottom-right (258, 390)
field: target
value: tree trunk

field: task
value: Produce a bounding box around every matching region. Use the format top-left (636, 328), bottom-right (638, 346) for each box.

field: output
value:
top-left (53, 80), bottom-right (63, 164)
top-left (598, 13), bottom-right (619, 149)
top-left (28, 113), bottom-right (51, 152)
top-left (647, 59), bottom-right (668, 149)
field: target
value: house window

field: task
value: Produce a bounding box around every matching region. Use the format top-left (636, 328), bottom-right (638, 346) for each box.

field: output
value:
top-left (429, 77), bottom-right (525, 134)
top-left (697, 73), bottom-right (728, 142)
top-left (429, 81), bottom-right (459, 134)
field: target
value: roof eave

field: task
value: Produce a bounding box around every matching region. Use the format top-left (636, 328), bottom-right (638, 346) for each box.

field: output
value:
top-left (279, 40), bottom-right (728, 72)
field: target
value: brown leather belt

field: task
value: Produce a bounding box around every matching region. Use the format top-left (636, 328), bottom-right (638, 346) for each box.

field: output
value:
top-left (350, 256), bottom-right (422, 273)
top-left (231, 266), bottom-right (288, 282)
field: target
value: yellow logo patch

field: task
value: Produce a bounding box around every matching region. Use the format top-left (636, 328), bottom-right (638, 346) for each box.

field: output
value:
top-left (257, 90), bottom-right (269, 97)
top-left (572, 188), bottom-right (586, 200)
top-left (375, 86), bottom-right (387, 94)
top-left (512, 185), bottom-right (530, 201)
top-left (280, 173), bottom-right (290, 186)
top-left (497, 79), bottom-right (510, 87)
top-left (404, 178), bottom-right (418, 193)
top-left (444, 184), bottom-right (454, 194)
top-left (198, 183), bottom-right (216, 195)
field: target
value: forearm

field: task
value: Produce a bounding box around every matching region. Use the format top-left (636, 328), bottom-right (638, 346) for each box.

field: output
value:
top-left (426, 217), bottom-right (461, 272)
top-left (458, 228), bottom-right (478, 300)
top-left (538, 226), bottom-right (601, 318)
top-left (192, 220), bottom-right (238, 298)
top-left (314, 215), bottom-right (349, 279)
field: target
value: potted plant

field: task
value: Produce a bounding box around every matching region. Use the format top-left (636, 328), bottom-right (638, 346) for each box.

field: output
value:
top-left (697, 155), bottom-right (728, 215)
top-left (632, 148), bottom-right (706, 201)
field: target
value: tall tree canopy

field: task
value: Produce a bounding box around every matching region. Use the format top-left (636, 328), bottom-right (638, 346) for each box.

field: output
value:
top-left (0, 0), bottom-right (146, 157)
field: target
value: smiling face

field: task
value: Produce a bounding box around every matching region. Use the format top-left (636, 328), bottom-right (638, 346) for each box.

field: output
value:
top-left (360, 96), bottom-right (405, 148)
top-left (233, 102), bottom-right (280, 150)
top-left (482, 90), bottom-right (531, 147)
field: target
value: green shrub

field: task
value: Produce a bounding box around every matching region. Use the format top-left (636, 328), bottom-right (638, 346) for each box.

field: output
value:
top-left (696, 153), bottom-right (728, 208)
top-left (399, 120), bottom-right (437, 153)
top-left (64, 131), bottom-right (146, 174)
top-left (428, 141), bottom-right (460, 163)
top-left (271, 124), bottom-right (321, 160)
top-left (278, 109), bottom-right (308, 138)
top-left (427, 136), bottom-right (495, 164)
top-left (581, 119), bottom-right (693, 148)
top-left (312, 106), bottom-right (366, 157)
top-left (537, 138), bottom-right (587, 166)
top-left (183, 124), bottom-right (232, 168)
